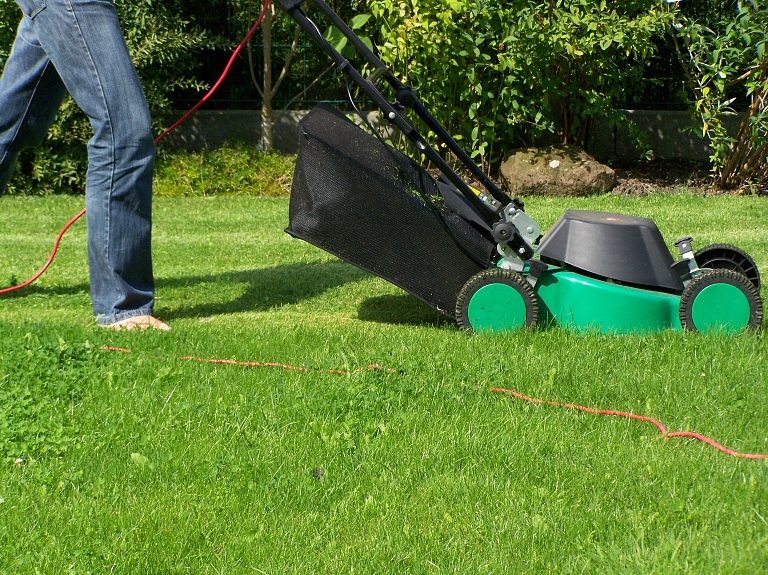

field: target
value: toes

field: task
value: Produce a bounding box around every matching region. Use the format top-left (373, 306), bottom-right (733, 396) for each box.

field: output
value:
top-left (102, 315), bottom-right (170, 331)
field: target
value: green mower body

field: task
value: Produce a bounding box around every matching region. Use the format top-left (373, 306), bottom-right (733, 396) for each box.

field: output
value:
top-left (464, 266), bottom-right (761, 335)
top-left (465, 267), bottom-right (760, 335)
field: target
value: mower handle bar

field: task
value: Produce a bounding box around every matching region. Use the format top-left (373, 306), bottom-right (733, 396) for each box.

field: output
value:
top-left (273, 0), bottom-right (529, 229)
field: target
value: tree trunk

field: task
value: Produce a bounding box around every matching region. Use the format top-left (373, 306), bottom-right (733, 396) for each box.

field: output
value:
top-left (260, 4), bottom-right (274, 149)
top-left (719, 84), bottom-right (767, 189)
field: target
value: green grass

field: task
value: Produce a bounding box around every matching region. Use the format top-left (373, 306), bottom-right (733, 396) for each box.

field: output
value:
top-left (1, 190), bottom-right (767, 574)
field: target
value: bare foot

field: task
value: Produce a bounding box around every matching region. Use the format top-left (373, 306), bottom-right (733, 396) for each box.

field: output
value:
top-left (102, 315), bottom-right (171, 331)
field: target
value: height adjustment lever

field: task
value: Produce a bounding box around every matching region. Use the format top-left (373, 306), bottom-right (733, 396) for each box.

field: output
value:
top-left (492, 221), bottom-right (514, 243)
top-left (671, 236), bottom-right (699, 284)
top-left (492, 221), bottom-right (534, 260)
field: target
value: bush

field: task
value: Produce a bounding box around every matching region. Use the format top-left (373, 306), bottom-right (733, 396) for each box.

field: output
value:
top-left (154, 144), bottom-right (294, 197)
top-left (0, 2), bottom-right (15, 67)
top-left (369, 0), bottom-right (675, 169)
top-left (673, 0), bottom-right (768, 190)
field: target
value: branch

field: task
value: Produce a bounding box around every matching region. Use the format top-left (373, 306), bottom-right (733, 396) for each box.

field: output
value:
top-left (280, 62), bottom-right (336, 112)
top-left (724, 62), bottom-right (768, 89)
top-left (670, 31), bottom-right (700, 98)
top-left (270, 24), bottom-right (302, 99)
top-left (722, 109), bottom-right (751, 183)
top-left (246, 1), bottom-right (265, 98)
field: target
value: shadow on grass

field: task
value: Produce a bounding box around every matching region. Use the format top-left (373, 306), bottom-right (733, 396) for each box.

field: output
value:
top-left (3, 262), bottom-right (457, 327)
top-left (159, 260), bottom-right (370, 320)
top-left (0, 282), bottom-right (89, 298)
top-left (357, 294), bottom-right (454, 327)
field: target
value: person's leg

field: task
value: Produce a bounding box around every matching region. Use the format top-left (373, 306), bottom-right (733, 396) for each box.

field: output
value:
top-left (17, 0), bottom-right (160, 324)
top-left (0, 16), bottom-right (69, 194)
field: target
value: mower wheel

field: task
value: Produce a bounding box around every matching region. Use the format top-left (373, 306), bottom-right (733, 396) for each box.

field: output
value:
top-left (456, 268), bottom-right (539, 333)
top-left (695, 243), bottom-right (760, 290)
top-left (679, 269), bottom-right (763, 333)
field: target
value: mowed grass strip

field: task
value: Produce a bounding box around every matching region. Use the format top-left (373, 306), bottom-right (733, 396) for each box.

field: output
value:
top-left (0, 190), bottom-right (767, 573)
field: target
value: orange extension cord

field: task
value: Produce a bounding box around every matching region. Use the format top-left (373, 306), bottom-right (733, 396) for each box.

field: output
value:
top-left (101, 346), bottom-right (768, 460)
top-left (0, 0), bottom-right (271, 296)
top-left (490, 387), bottom-right (768, 460)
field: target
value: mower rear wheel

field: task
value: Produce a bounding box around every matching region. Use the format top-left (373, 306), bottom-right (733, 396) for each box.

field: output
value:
top-left (456, 268), bottom-right (539, 333)
top-left (679, 269), bottom-right (763, 333)
top-left (695, 243), bottom-right (760, 290)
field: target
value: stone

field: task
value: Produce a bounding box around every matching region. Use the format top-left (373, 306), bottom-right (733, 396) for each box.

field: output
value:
top-left (499, 145), bottom-right (617, 196)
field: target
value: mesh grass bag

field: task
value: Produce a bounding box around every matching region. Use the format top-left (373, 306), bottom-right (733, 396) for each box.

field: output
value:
top-left (286, 104), bottom-right (495, 318)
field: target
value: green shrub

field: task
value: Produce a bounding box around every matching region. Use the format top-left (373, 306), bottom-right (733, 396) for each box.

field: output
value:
top-left (0, 1), bottom-right (16, 67)
top-left (154, 144), bottom-right (294, 196)
top-left (673, 0), bottom-right (768, 190)
top-left (369, 0), bottom-right (676, 168)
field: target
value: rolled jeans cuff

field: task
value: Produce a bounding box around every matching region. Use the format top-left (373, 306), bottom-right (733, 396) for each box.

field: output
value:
top-left (97, 307), bottom-right (154, 326)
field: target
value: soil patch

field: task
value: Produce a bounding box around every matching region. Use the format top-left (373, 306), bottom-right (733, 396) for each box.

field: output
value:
top-left (430, 159), bottom-right (718, 198)
top-left (608, 158), bottom-right (714, 196)
top-left (429, 158), bottom-right (768, 197)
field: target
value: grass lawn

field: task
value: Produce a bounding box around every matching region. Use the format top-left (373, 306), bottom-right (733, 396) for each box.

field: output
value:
top-left (1, 185), bottom-right (767, 573)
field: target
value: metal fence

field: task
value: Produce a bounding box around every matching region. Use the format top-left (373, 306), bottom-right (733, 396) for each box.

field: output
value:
top-left (173, 35), bottom-right (371, 110)
top-left (173, 0), bottom-right (740, 111)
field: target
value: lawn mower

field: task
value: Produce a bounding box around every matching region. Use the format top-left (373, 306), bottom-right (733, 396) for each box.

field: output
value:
top-left (275, 0), bottom-right (763, 334)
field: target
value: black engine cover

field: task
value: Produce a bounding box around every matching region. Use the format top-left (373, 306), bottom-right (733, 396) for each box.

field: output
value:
top-left (537, 210), bottom-right (684, 291)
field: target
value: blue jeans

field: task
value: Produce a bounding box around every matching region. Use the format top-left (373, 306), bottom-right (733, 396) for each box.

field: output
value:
top-left (0, 0), bottom-right (156, 324)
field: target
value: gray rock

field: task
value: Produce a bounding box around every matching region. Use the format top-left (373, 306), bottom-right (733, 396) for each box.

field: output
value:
top-left (500, 145), bottom-right (616, 196)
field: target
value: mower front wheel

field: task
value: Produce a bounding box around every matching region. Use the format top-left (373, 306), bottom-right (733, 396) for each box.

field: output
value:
top-left (456, 269), bottom-right (539, 333)
top-left (679, 269), bottom-right (763, 334)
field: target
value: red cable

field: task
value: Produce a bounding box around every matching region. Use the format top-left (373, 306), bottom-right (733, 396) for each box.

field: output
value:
top-left (492, 388), bottom-right (669, 434)
top-left (1, 0), bottom-right (271, 295)
top-left (154, 0), bottom-right (271, 146)
top-left (0, 207), bottom-right (87, 295)
top-left (664, 431), bottom-right (768, 460)
top-left (102, 346), bottom-right (398, 376)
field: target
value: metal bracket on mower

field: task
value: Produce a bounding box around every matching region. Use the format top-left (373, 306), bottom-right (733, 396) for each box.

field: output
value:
top-left (493, 203), bottom-right (541, 266)
top-left (671, 236), bottom-right (701, 286)
top-left (504, 204), bottom-right (541, 246)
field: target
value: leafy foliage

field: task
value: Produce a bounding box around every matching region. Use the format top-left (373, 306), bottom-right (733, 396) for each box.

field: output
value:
top-left (119, 1), bottom-right (210, 114)
top-left (369, 0), bottom-right (675, 168)
top-left (673, 0), bottom-right (768, 189)
top-left (323, 13), bottom-right (374, 56)
top-left (0, 0), bottom-right (16, 69)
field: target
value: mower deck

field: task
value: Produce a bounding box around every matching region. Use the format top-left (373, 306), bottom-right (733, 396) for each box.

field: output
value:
top-left (464, 266), bottom-right (759, 335)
